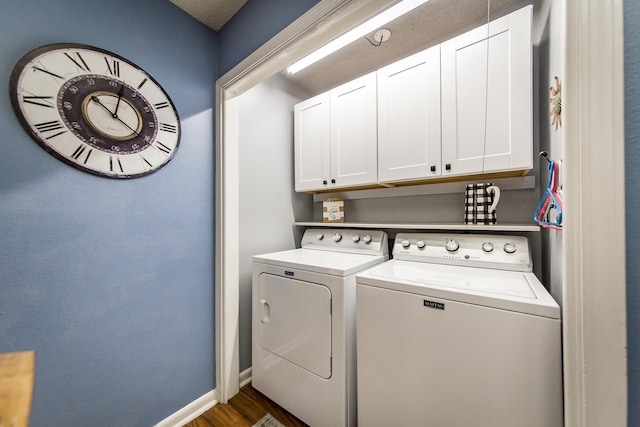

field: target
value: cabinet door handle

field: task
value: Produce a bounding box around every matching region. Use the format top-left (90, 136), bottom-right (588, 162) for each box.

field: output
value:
top-left (323, 180), bottom-right (328, 185)
top-left (331, 179), bottom-right (336, 184)
top-left (445, 163), bottom-right (452, 171)
top-left (430, 165), bottom-right (436, 172)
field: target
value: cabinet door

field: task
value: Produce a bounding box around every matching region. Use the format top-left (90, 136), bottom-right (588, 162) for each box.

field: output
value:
top-left (377, 45), bottom-right (441, 183)
top-left (329, 72), bottom-right (378, 189)
top-left (441, 5), bottom-right (532, 176)
top-left (294, 93), bottom-right (331, 192)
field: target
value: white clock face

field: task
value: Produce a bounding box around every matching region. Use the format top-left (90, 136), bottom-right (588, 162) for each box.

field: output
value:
top-left (9, 43), bottom-right (180, 178)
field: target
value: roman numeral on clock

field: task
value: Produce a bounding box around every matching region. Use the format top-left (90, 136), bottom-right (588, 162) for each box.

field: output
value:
top-left (71, 144), bottom-right (93, 164)
top-left (153, 141), bottom-right (172, 154)
top-left (154, 101), bottom-right (170, 109)
top-left (109, 156), bottom-right (124, 173)
top-left (22, 95), bottom-right (54, 108)
top-left (159, 123), bottom-right (177, 133)
top-left (105, 57), bottom-right (120, 77)
top-left (34, 120), bottom-right (67, 139)
top-left (31, 66), bottom-right (63, 80)
top-left (64, 52), bottom-right (91, 72)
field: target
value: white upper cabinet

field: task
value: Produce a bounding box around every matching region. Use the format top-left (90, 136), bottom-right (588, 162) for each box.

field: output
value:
top-left (295, 72), bottom-right (377, 192)
top-left (330, 72), bottom-right (378, 189)
top-left (441, 5), bottom-right (533, 177)
top-left (294, 6), bottom-right (533, 192)
top-left (294, 92), bottom-right (330, 192)
top-left (377, 45), bottom-right (441, 183)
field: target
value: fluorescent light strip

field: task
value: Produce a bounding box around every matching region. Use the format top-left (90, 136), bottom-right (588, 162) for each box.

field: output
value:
top-left (287, 0), bottom-right (430, 74)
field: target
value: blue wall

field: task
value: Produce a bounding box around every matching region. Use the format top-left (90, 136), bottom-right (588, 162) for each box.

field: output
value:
top-left (0, 0), bottom-right (323, 425)
top-left (0, 0), bottom-right (217, 425)
top-left (218, 0), bottom-right (321, 76)
top-left (625, 0), bottom-right (640, 423)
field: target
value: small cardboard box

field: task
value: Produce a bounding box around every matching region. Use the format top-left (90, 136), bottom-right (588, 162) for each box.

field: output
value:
top-left (323, 197), bottom-right (344, 222)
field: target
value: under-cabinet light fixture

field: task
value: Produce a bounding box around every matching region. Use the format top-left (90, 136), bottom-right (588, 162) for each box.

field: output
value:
top-left (286, 0), bottom-right (430, 74)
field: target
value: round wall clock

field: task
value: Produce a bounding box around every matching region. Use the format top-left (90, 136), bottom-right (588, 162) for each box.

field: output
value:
top-left (9, 43), bottom-right (180, 179)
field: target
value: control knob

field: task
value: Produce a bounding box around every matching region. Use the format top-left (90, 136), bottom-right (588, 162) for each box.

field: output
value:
top-left (445, 239), bottom-right (459, 252)
top-left (401, 239), bottom-right (411, 248)
top-left (332, 233), bottom-right (342, 242)
top-left (363, 235), bottom-right (372, 244)
top-left (482, 242), bottom-right (494, 253)
top-left (503, 243), bottom-right (517, 254)
top-left (352, 235), bottom-right (361, 242)
top-left (416, 240), bottom-right (426, 249)
top-left (316, 233), bottom-right (324, 240)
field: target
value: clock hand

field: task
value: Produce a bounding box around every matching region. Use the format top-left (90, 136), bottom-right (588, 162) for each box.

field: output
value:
top-left (113, 114), bottom-right (140, 136)
top-left (91, 95), bottom-right (140, 136)
top-left (113, 82), bottom-right (125, 117)
top-left (91, 95), bottom-right (115, 115)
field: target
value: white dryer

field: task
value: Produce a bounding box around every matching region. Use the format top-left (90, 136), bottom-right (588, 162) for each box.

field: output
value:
top-left (356, 233), bottom-right (563, 427)
top-left (252, 228), bottom-right (388, 427)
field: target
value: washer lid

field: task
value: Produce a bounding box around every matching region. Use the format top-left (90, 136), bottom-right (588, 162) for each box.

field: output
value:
top-left (356, 260), bottom-right (560, 319)
top-left (253, 248), bottom-right (388, 276)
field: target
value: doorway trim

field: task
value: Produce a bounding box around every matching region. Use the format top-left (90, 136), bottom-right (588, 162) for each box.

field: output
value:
top-left (562, 0), bottom-right (627, 425)
top-left (214, 0), bottom-right (400, 402)
top-left (214, 1), bottom-right (628, 424)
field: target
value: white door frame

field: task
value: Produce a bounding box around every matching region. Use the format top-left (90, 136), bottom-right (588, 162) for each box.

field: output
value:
top-left (214, 1), bottom-right (628, 424)
top-left (562, 0), bottom-right (627, 425)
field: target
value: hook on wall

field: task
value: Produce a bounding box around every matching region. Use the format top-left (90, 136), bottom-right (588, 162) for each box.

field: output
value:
top-left (539, 151), bottom-right (551, 164)
top-left (534, 154), bottom-right (563, 230)
top-left (539, 150), bottom-right (562, 191)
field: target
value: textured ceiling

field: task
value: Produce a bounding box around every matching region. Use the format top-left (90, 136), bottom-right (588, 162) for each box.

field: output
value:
top-left (282, 0), bottom-right (538, 96)
top-left (169, 0), bottom-right (247, 31)
top-left (170, 0), bottom-right (539, 94)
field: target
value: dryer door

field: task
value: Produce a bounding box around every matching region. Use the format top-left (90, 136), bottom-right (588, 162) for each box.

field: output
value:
top-left (257, 273), bottom-right (332, 379)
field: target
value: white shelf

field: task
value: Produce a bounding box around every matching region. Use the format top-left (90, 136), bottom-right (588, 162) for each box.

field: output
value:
top-left (294, 222), bottom-right (540, 232)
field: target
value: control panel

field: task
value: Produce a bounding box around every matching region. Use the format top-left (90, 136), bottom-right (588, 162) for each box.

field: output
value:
top-left (301, 229), bottom-right (388, 256)
top-left (392, 233), bottom-right (532, 272)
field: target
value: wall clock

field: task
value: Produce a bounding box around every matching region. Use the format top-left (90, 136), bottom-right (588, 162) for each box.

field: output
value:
top-left (9, 43), bottom-right (180, 179)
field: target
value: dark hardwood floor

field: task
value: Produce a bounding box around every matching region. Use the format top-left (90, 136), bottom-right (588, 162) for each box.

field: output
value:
top-left (184, 383), bottom-right (308, 427)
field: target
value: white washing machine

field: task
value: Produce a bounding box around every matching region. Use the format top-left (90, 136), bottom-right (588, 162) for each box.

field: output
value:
top-left (356, 233), bottom-right (563, 427)
top-left (252, 228), bottom-right (388, 427)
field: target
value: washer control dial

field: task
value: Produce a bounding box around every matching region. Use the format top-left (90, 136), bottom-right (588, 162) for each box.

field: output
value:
top-left (416, 240), bottom-right (426, 249)
top-left (401, 239), bottom-right (411, 248)
top-left (482, 242), bottom-right (494, 252)
top-left (316, 233), bottom-right (324, 240)
top-left (363, 234), bottom-right (372, 244)
top-left (352, 235), bottom-right (360, 242)
top-left (445, 239), bottom-right (460, 252)
top-left (503, 243), bottom-right (517, 254)
top-left (332, 233), bottom-right (342, 242)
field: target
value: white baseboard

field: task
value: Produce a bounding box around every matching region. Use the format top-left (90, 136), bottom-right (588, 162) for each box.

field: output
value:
top-left (155, 370), bottom-right (251, 426)
top-left (240, 367), bottom-right (252, 388)
top-left (155, 389), bottom-right (218, 427)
